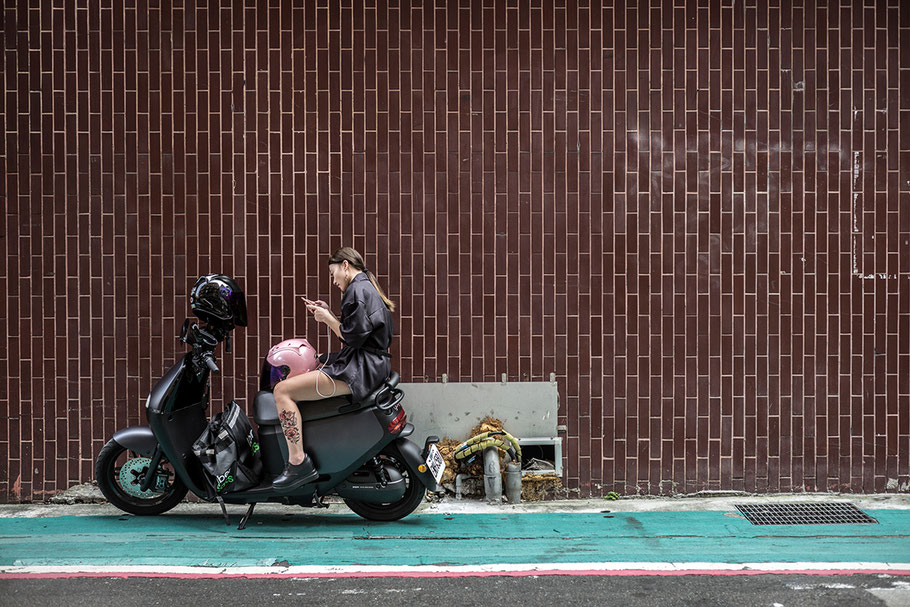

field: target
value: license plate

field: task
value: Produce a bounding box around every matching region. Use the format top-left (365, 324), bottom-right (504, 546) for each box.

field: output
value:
top-left (425, 444), bottom-right (445, 484)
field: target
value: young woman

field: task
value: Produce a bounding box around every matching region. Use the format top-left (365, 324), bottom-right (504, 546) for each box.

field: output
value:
top-left (271, 247), bottom-right (396, 493)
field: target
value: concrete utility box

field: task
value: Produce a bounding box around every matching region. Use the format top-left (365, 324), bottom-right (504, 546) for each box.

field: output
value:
top-left (400, 380), bottom-right (562, 475)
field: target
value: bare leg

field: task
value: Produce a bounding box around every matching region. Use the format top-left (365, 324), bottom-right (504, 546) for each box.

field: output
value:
top-left (272, 370), bottom-right (352, 465)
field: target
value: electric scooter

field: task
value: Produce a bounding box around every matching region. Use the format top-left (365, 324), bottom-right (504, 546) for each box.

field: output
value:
top-left (94, 278), bottom-right (445, 529)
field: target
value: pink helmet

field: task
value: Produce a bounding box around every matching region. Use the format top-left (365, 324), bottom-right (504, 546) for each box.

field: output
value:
top-left (262, 338), bottom-right (319, 389)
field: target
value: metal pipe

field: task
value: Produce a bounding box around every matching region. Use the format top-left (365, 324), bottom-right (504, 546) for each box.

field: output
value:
top-left (455, 473), bottom-right (470, 500)
top-left (483, 447), bottom-right (502, 502)
top-left (505, 461), bottom-right (521, 504)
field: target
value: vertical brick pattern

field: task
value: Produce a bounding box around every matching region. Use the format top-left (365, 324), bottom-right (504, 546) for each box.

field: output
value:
top-left (1, 1), bottom-right (908, 502)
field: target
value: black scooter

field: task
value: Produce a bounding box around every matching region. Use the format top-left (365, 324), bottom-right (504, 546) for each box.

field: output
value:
top-left (95, 289), bottom-right (444, 529)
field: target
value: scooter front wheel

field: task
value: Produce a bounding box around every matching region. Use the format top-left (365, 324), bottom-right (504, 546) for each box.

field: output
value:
top-left (95, 438), bottom-right (188, 515)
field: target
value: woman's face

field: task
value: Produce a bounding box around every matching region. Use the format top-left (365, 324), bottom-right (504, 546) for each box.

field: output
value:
top-left (329, 262), bottom-right (350, 291)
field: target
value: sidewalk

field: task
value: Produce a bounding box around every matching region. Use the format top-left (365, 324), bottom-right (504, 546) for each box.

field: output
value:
top-left (1, 493), bottom-right (909, 578)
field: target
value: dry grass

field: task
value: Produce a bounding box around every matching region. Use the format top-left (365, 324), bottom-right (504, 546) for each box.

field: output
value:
top-left (521, 473), bottom-right (562, 501)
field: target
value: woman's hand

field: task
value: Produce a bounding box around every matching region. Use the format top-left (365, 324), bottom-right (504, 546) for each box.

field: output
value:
top-left (304, 297), bottom-right (338, 324)
top-left (308, 305), bottom-right (338, 325)
top-left (302, 297), bottom-right (329, 311)
top-left (302, 297), bottom-right (342, 338)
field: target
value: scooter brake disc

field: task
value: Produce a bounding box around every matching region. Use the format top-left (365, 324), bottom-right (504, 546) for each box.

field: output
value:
top-left (119, 458), bottom-right (168, 498)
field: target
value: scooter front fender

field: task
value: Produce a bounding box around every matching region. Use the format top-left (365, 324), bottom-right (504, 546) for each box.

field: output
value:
top-left (112, 425), bottom-right (158, 457)
top-left (393, 436), bottom-right (440, 491)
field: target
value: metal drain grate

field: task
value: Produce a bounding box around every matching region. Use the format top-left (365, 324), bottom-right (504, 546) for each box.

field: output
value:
top-left (735, 502), bottom-right (878, 525)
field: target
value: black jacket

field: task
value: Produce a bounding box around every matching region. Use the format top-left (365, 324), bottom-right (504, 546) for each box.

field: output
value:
top-left (319, 273), bottom-right (394, 401)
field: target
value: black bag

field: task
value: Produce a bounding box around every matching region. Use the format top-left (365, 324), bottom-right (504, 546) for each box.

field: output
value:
top-left (192, 401), bottom-right (263, 494)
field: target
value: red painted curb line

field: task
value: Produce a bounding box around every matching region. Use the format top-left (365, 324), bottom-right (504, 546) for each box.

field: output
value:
top-left (3, 568), bottom-right (910, 580)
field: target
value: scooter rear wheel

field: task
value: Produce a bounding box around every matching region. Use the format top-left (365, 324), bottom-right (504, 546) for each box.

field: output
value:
top-left (343, 445), bottom-right (426, 521)
top-left (95, 438), bottom-right (188, 515)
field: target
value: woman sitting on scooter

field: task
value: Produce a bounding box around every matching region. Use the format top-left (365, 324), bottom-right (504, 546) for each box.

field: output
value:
top-left (271, 246), bottom-right (396, 492)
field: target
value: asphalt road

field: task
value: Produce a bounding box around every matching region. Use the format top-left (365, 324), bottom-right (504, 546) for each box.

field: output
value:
top-left (3, 574), bottom-right (910, 607)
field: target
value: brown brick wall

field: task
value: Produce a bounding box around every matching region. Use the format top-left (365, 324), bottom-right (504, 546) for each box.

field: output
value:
top-left (2, 0), bottom-right (909, 503)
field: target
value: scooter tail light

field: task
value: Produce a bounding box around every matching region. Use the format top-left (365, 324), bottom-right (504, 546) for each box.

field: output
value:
top-left (387, 408), bottom-right (407, 434)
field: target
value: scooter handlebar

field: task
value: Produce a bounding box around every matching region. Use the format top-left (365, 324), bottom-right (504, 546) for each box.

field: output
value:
top-left (202, 353), bottom-right (219, 373)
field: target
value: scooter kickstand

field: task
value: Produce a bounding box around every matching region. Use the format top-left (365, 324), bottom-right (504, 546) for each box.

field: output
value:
top-left (238, 503), bottom-right (256, 530)
top-left (216, 496), bottom-right (230, 526)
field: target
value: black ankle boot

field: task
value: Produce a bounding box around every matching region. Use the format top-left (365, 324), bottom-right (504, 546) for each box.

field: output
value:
top-left (272, 456), bottom-right (319, 493)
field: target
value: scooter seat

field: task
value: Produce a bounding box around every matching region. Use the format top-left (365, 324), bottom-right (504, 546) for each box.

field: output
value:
top-left (253, 372), bottom-right (401, 426)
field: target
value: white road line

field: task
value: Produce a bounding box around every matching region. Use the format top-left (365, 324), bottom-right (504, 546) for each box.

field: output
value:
top-left (2, 562), bottom-right (910, 579)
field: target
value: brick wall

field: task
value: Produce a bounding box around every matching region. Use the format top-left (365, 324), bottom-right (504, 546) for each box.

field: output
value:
top-left (2, 0), bottom-right (909, 503)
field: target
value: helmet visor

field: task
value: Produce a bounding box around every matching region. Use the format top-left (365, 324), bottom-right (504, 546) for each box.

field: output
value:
top-left (264, 363), bottom-right (290, 390)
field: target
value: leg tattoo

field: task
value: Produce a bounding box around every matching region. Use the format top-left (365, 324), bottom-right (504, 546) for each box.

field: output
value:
top-left (279, 410), bottom-right (301, 444)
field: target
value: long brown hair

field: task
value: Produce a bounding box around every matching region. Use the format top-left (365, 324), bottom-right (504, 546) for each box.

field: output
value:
top-left (328, 247), bottom-right (396, 312)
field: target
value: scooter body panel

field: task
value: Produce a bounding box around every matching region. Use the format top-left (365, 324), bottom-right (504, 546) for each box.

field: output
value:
top-left (148, 355), bottom-right (208, 414)
top-left (145, 354), bottom-right (212, 498)
top-left (252, 388), bottom-right (400, 476)
top-left (223, 406), bottom-right (398, 503)
top-left (302, 409), bottom-right (385, 475)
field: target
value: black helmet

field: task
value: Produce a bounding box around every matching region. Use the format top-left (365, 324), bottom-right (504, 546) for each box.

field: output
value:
top-left (189, 274), bottom-right (248, 327)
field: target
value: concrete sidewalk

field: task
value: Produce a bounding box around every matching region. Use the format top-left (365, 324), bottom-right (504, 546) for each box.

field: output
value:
top-left (3, 489), bottom-right (909, 516)
top-left (1, 493), bottom-right (909, 578)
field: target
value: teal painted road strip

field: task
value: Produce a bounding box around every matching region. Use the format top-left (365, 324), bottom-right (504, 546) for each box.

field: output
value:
top-left (1, 510), bottom-right (909, 568)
